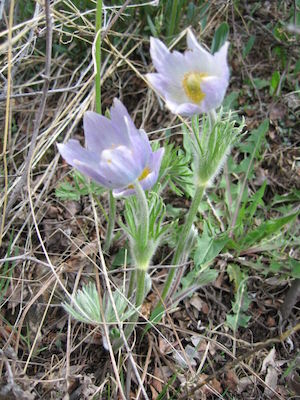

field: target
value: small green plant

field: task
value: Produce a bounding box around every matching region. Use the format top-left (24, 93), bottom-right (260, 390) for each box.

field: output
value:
top-left (55, 170), bottom-right (105, 201)
top-left (226, 264), bottom-right (251, 331)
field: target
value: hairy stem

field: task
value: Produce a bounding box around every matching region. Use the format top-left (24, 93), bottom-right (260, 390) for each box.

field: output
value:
top-left (134, 180), bottom-right (149, 247)
top-left (156, 184), bottom-right (205, 308)
top-left (127, 268), bottom-right (136, 300)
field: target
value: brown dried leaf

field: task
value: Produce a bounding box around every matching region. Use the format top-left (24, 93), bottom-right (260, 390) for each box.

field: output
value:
top-left (224, 369), bottom-right (239, 392)
top-left (237, 376), bottom-right (256, 394)
top-left (261, 347), bottom-right (276, 373)
top-left (264, 365), bottom-right (278, 397)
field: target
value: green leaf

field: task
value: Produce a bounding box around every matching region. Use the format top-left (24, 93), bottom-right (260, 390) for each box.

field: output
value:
top-left (56, 171), bottom-right (104, 201)
top-left (241, 212), bottom-right (298, 249)
top-left (146, 14), bottom-right (157, 37)
top-left (227, 264), bottom-right (243, 292)
top-left (253, 78), bottom-right (269, 90)
top-left (211, 22), bottom-right (229, 54)
top-left (226, 278), bottom-right (251, 331)
top-left (290, 259), bottom-right (300, 278)
top-left (222, 91), bottom-right (239, 111)
top-left (271, 190), bottom-right (300, 206)
top-left (226, 313), bottom-right (251, 331)
top-left (55, 181), bottom-right (81, 201)
top-left (181, 267), bottom-right (218, 290)
top-left (270, 71), bottom-right (280, 96)
top-left (243, 35), bottom-right (255, 58)
top-left (246, 180), bottom-right (267, 220)
top-left (194, 235), bottom-right (228, 266)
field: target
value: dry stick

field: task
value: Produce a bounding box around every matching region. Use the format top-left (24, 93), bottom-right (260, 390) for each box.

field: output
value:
top-left (0, 0), bottom-right (52, 238)
top-left (101, 0), bottom-right (132, 41)
top-left (135, 339), bottom-right (153, 400)
top-left (0, 0), bottom-right (14, 247)
top-left (179, 322), bottom-right (300, 400)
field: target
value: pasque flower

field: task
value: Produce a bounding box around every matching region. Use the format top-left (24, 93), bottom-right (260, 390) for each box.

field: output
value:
top-left (57, 99), bottom-right (164, 197)
top-left (146, 30), bottom-right (230, 116)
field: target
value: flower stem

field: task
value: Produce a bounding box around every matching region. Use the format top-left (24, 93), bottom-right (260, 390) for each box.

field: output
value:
top-left (112, 268), bottom-right (146, 352)
top-left (127, 268), bottom-right (136, 299)
top-left (104, 190), bottom-right (116, 252)
top-left (157, 184), bottom-right (206, 307)
top-left (134, 180), bottom-right (149, 247)
top-left (95, 0), bottom-right (102, 114)
top-left (135, 269), bottom-right (146, 307)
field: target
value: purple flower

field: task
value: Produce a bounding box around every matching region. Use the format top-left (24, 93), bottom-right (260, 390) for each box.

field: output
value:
top-left (57, 99), bottom-right (164, 197)
top-left (146, 29), bottom-right (230, 116)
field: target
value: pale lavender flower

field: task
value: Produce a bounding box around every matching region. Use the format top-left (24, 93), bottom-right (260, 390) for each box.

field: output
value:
top-left (57, 99), bottom-right (164, 197)
top-left (146, 29), bottom-right (230, 116)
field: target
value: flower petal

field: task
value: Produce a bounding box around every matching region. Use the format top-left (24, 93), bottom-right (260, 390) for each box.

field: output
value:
top-left (57, 140), bottom-right (98, 166)
top-left (100, 145), bottom-right (142, 188)
top-left (147, 73), bottom-right (189, 108)
top-left (149, 37), bottom-right (170, 73)
top-left (110, 98), bottom-right (137, 141)
top-left (165, 99), bottom-right (202, 116)
top-left (140, 147), bottom-right (164, 190)
top-left (57, 140), bottom-right (108, 186)
top-left (199, 76), bottom-right (229, 112)
top-left (213, 41), bottom-right (230, 78)
top-left (150, 37), bottom-right (190, 81)
top-left (113, 148), bottom-right (164, 197)
top-left (84, 111), bottom-right (131, 152)
top-left (186, 29), bottom-right (212, 62)
top-left (146, 73), bottom-right (169, 97)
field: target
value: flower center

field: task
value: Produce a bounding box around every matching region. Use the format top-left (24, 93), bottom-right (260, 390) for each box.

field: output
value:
top-left (138, 167), bottom-right (151, 181)
top-left (128, 167), bottom-right (151, 189)
top-left (182, 72), bottom-right (207, 103)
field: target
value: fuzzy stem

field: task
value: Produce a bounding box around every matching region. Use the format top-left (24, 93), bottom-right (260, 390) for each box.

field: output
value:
top-left (135, 269), bottom-right (146, 307)
top-left (134, 180), bottom-right (149, 248)
top-left (112, 268), bottom-right (146, 352)
top-left (127, 268), bottom-right (136, 300)
top-left (156, 184), bottom-right (206, 307)
top-left (95, 0), bottom-right (102, 114)
top-left (104, 190), bottom-right (116, 252)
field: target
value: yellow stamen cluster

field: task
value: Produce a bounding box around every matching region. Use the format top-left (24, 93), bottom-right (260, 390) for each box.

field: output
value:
top-left (182, 72), bottom-right (207, 103)
top-left (128, 167), bottom-right (151, 189)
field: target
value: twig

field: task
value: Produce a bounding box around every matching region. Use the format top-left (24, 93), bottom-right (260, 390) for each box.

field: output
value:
top-left (0, 0), bottom-right (14, 247)
top-left (1, 0), bottom-right (52, 235)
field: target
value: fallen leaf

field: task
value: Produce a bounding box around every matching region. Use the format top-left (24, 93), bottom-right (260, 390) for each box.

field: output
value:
top-left (190, 295), bottom-right (203, 311)
top-left (261, 347), bottom-right (276, 373)
top-left (150, 366), bottom-right (163, 395)
top-left (224, 369), bottom-right (239, 392)
top-left (269, 103), bottom-right (286, 121)
top-left (237, 376), bottom-right (256, 394)
top-left (264, 365), bottom-right (278, 397)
